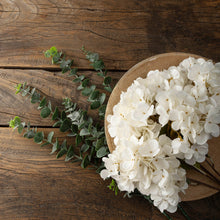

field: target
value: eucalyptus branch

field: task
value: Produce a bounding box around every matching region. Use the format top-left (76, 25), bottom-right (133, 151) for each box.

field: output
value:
top-left (44, 46), bottom-right (111, 119)
top-left (13, 83), bottom-right (109, 170)
top-left (82, 46), bottom-right (112, 93)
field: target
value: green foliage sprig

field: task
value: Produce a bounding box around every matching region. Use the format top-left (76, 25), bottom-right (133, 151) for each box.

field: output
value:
top-left (9, 46), bottom-right (193, 220)
top-left (44, 46), bottom-right (112, 119)
top-left (12, 81), bottom-right (109, 170)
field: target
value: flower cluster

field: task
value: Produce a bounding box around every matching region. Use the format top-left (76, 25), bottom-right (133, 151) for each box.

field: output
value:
top-left (100, 57), bottom-right (220, 213)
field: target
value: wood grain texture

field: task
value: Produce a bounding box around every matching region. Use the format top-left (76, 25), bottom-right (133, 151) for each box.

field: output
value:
top-left (0, 127), bottom-right (219, 220)
top-left (0, 68), bottom-right (124, 126)
top-left (0, 0), bottom-right (219, 70)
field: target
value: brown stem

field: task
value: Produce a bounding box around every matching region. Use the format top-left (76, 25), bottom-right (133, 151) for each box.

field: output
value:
top-left (192, 165), bottom-right (220, 186)
top-left (187, 178), bottom-right (220, 191)
top-left (200, 164), bottom-right (220, 185)
top-left (205, 157), bottom-right (220, 178)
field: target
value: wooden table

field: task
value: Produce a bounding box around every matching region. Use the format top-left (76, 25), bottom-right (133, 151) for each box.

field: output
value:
top-left (0, 1), bottom-right (219, 219)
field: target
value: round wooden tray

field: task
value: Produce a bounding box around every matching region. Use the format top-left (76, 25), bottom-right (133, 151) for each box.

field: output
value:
top-left (105, 52), bottom-right (220, 201)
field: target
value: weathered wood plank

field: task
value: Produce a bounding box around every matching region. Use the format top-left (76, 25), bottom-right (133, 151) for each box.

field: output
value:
top-left (0, 127), bottom-right (219, 219)
top-left (0, 68), bottom-right (124, 126)
top-left (0, 0), bottom-right (219, 70)
top-left (0, 127), bottom-right (153, 219)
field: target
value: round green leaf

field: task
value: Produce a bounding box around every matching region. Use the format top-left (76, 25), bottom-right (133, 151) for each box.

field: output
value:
top-left (34, 131), bottom-right (44, 144)
top-left (96, 147), bottom-right (108, 158)
top-left (40, 107), bottom-right (51, 118)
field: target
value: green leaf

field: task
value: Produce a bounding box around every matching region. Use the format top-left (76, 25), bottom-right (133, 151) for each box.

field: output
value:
top-left (104, 86), bottom-right (112, 93)
top-left (52, 107), bottom-right (59, 120)
top-left (52, 53), bottom-right (61, 64)
top-left (47, 131), bottom-right (54, 143)
top-left (44, 50), bottom-right (51, 58)
top-left (65, 145), bottom-right (75, 161)
top-left (91, 60), bottom-right (105, 71)
top-left (81, 155), bottom-right (90, 168)
top-left (61, 110), bottom-right (67, 120)
top-left (51, 138), bottom-right (60, 154)
top-left (9, 116), bottom-right (21, 128)
top-left (49, 46), bottom-right (58, 56)
top-left (99, 93), bottom-right (106, 105)
top-left (86, 52), bottom-right (99, 62)
top-left (99, 105), bottom-right (106, 116)
top-left (77, 84), bottom-right (84, 90)
top-left (21, 86), bottom-right (30, 96)
top-left (34, 131), bottom-right (44, 144)
top-left (60, 118), bottom-right (71, 132)
top-left (82, 87), bottom-right (93, 96)
top-left (90, 101), bottom-right (101, 109)
top-left (76, 135), bottom-right (82, 146)
top-left (53, 121), bottom-right (62, 127)
top-left (89, 90), bottom-right (99, 101)
top-left (31, 92), bottom-right (41, 103)
top-left (95, 138), bottom-right (104, 150)
top-left (71, 124), bottom-right (78, 134)
top-left (17, 124), bottom-right (24, 134)
top-left (41, 142), bottom-right (50, 147)
top-left (97, 72), bottom-right (104, 77)
top-left (56, 148), bottom-right (67, 159)
top-left (103, 76), bottom-right (112, 85)
top-left (96, 147), bottom-right (108, 158)
top-left (38, 97), bottom-right (47, 109)
top-left (82, 79), bottom-right (90, 87)
top-left (23, 130), bottom-right (35, 139)
top-left (40, 107), bottom-right (51, 118)
top-left (69, 68), bottom-right (78, 76)
top-left (96, 163), bottom-right (105, 173)
top-left (73, 75), bottom-right (85, 82)
top-left (48, 101), bottom-right (52, 111)
top-left (80, 144), bottom-right (90, 153)
top-left (15, 83), bottom-right (22, 94)
top-left (80, 128), bottom-right (90, 136)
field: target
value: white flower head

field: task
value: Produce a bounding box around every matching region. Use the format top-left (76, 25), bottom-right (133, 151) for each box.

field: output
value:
top-left (102, 57), bottom-right (219, 213)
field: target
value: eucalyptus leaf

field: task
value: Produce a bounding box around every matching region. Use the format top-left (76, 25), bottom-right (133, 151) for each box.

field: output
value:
top-left (38, 97), bottom-right (47, 109)
top-left (103, 76), bottom-right (112, 85)
top-left (52, 107), bottom-right (59, 120)
top-left (81, 155), bottom-right (90, 168)
top-left (65, 145), bottom-right (75, 161)
top-left (99, 93), bottom-right (106, 105)
top-left (53, 121), bottom-right (62, 127)
top-left (40, 107), bottom-right (51, 118)
top-left (90, 101), bottom-right (100, 109)
top-left (60, 119), bottom-right (71, 132)
top-left (80, 128), bottom-right (90, 136)
top-left (47, 131), bottom-right (54, 143)
top-left (51, 138), bottom-right (60, 154)
top-left (69, 68), bottom-right (78, 76)
top-left (34, 131), bottom-right (44, 144)
top-left (56, 148), bottom-right (67, 159)
top-left (80, 144), bottom-right (90, 153)
top-left (96, 147), bottom-right (108, 158)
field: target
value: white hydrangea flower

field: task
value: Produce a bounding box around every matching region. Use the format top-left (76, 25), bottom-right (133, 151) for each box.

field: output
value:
top-left (101, 57), bottom-right (219, 213)
top-left (185, 143), bottom-right (209, 165)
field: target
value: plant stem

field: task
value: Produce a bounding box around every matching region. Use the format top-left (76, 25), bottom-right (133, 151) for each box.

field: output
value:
top-left (178, 204), bottom-right (191, 220)
top-left (187, 178), bottom-right (220, 191)
top-left (192, 165), bottom-right (220, 186)
top-left (205, 157), bottom-right (220, 178)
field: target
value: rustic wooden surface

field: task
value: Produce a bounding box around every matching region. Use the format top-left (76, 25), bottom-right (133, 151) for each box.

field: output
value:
top-left (0, 0), bottom-right (220, 219)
